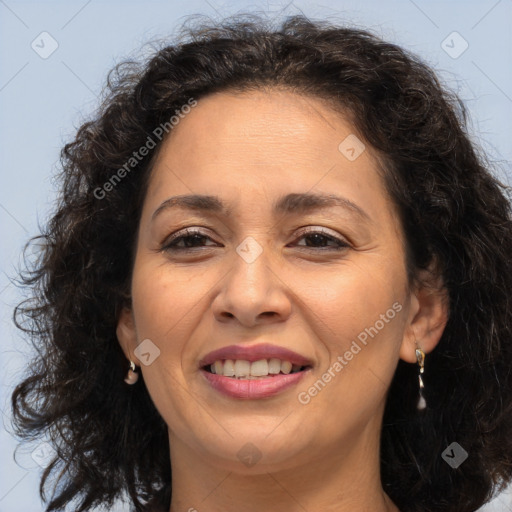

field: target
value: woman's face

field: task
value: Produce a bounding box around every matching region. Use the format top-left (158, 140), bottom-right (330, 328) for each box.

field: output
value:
top-left (117, 89), bottom-right (423, 473)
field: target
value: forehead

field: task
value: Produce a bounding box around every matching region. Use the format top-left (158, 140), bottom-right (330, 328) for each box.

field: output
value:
top-left (160, 89), bottom-right (352, 159)
top-left (146, 89), bottom-right (386, 202)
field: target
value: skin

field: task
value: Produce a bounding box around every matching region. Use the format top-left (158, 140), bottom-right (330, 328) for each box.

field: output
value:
top-left (117, 89), bottom-right (448, 512)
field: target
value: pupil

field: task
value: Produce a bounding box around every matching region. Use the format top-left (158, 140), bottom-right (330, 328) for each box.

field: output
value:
top-left (307, 234), bottom-right (325, 246)
top-left (186, 234), bottom-right (205, 247)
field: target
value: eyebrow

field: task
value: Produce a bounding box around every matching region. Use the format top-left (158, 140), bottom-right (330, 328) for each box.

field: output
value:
top-left (151, 192), bottom-right (371, 222)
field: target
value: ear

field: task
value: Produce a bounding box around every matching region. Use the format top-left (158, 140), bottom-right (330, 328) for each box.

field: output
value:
top-left (399, 258), bottom-right (449, 363)
top-left (116, 306), bottom-right (139, 364)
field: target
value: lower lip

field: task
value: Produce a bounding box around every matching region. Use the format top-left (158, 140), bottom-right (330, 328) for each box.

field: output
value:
top-left (200, 368), bottom-right (310, 399)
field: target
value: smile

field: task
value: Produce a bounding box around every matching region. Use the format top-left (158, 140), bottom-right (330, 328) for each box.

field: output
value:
top-left (198, 343), bottom-right (313, 399)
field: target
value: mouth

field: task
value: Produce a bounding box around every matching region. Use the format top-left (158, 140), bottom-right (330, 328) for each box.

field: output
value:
top-left (198, 343), bottom-right (313, 399)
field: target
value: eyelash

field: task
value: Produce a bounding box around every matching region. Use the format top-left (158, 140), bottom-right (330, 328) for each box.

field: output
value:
top-left (161, 227), bottom-right (350, 252)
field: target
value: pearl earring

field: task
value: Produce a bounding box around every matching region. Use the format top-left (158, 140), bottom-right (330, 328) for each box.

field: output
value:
top-left (124, 360), bottom-right (139, 385)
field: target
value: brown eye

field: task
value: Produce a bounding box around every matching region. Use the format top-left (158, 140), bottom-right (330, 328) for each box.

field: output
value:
top-left (162, 228), bottom-right (219, 251)
top-left (292, 228), bottom-right (350, 251)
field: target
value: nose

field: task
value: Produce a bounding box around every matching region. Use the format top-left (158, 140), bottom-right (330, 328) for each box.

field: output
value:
top-left (211, 239), bottom-right (292, 327)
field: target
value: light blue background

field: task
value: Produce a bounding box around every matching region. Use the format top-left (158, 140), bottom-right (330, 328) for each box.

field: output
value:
top-left (1, 1), bottom-right (511, 510)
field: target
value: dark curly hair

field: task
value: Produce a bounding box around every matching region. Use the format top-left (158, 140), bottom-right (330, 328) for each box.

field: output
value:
top-left (10, 12), bottom-right (512, 512)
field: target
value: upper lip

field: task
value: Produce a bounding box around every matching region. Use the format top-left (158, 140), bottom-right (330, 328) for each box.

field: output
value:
top-left (199, 343), bottom-right (313, 368)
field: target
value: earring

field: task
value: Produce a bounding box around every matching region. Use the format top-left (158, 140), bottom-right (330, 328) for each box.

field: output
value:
top-left (415, 347), bottom-right (426, 410)
top-left (124, 360), bottom-right (139, 385)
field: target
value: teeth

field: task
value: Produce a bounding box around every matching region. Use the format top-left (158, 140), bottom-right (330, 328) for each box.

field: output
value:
top-left (223, 359), bottom-right (235, 377)
top-left (205, 358), bottom-right (306, 378)
top-left (250, 359), bottom-right (269, 376)
top-left (214, 360), bottom-right (223, 375)
top-left (268, 358), bottom-right (281, 374)
top-left (280, 361), bottom-right (292, 374)
top-left (234, 359), bottom-right (251, 378)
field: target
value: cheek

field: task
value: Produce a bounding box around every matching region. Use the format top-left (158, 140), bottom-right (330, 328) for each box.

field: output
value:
top-left (297, 275), bottom-right (405, 436)
top-left (129, 263), bottom-right (206, 427)
top-left (130, 261), bottom-right (210, 357)
top-left (299, 261), bottom-right (405, 346)
top-left (133, 258), bottom-right (202, 314)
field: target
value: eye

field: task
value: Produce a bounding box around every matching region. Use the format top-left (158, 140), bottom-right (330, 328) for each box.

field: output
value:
top-left (161, 228), bottom-right (220, 251)
top-left (290, 227), bottom-right (350, 251)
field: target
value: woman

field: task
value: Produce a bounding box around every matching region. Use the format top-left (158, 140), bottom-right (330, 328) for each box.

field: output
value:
top-left (11, 13), bottom-right (512, 512)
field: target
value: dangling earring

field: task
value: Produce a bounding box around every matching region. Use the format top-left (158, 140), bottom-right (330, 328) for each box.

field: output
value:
top-left (415, 347), bottom-right (426, 410)
top-left (124, 360), bottom-right (139, 385)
